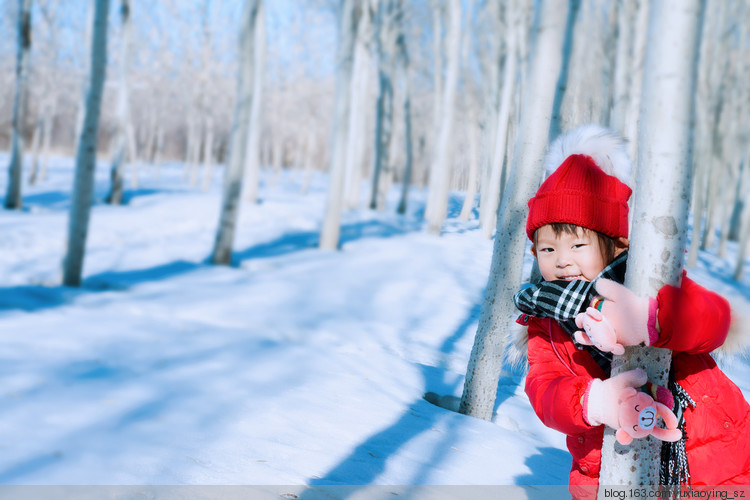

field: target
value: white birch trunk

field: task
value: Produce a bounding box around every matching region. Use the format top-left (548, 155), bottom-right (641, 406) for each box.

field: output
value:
top-left (38, 101), bottom-right (55, 183)
top-left (396, 29), bottom-right (413, 215)
top-left (319, 0), bottom-right (360, 250)
top-left (105, 0), bottom-right (133, 205)
top-left (300, 131), bottom-right (316, 196)
top-left (243, 2), bottom-right (266, 204)
top-left (479, 2), bottom-right (518, 239)
top-left (598, 0), bottom-right (704, 488)
top-left (370, 1), bottom-right (400, 211)
top-left (344, 2), bottom-right (373, 210)
top-left (734, 165), bottom-right (750, 281)
top-left (201, 116), bottom-right (216, 191)
top-left (127, 121), bottom-right (139, 189)
top-left (687, 147), bottom-right (707, 268)
top-left (424, 0), bottom-right (460, 234)
top-left (62, 0), bottom-right (110, 287)
top-left (28, 112), bottom-right (43, 185)
top-left (476, 0), bottom-right (501, 227)
top-left (624, 0), bottom-right (649, 165)
top-left (430, 0), bottom-right (443, 150)
top-left (547, 0), bottom-right (580, 142)
top-left (72, 1), bottom-right (93, 155)
top-left (106, 0), bottom-right (132, 206)
top-left (459, 0), bottom-right (569, 420)
top-left (4, 0), bottom-right (32, 210)
top-left (610, 0), bottom-right (635, 133)
top-left (729, 159), bottom-right (748, 242)
top-left (458, 115), bottom-right (478, 221)
top-left (211, 0), bottom-right (262, 265)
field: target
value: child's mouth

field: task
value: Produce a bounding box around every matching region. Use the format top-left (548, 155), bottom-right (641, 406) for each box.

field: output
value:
top-left (560, 275), bottom-right (583, 281)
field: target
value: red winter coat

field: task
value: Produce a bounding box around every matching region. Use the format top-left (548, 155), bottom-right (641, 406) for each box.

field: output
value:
top-left (523, 276), bottom-right (750, 490)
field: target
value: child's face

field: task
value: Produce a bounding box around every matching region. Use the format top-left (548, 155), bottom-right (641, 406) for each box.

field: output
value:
top-left (532, 225), bottom-right (607, 282)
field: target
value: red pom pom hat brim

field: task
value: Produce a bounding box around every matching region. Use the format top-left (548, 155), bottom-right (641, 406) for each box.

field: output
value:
top-left (526, 153), bottom-right (632, 241)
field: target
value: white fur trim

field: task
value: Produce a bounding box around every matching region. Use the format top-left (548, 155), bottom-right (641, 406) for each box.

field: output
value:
top-left (504, 322), bottom-right (529, 373)
top-left (713, 296), bottom-right (750, 363)
top-left (544, 124), bottom-right (633, 186)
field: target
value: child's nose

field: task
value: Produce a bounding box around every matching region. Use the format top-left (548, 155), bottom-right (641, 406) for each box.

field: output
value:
top-left (556, 253), bottom-right (572, 267)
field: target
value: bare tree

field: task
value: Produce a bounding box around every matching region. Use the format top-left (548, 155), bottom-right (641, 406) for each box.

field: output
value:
top-left (28, 0), bottom-right (60, 185)
top-left (343, 0), bottom-right (374, 210)
top-left (319, 0), bottom-right (362, 250)
top-left (547, 0), bottom-right (581, 142)
top-left (62, 0), bottom-right (110, 287)
top-left (598, 0), bottom-right (705, 488)
top-left (4, 0), bottom-right (32, 210)
top-left (479, 1), bottom-right (520, 239)
top-left (424, 0), bottom-right (460, 235)
top-left (211, 0), bottom-right (263, 265)
top-left (370, 0), bottom-right (404, 211)
top-left (242, 2), bottom-right (266, 203)
top-left (395, 11), bottom-right (413, 215)
top-left (459, 0), bottom-right (569, 420)
top-left (105, 0), bottom-right (133, 205)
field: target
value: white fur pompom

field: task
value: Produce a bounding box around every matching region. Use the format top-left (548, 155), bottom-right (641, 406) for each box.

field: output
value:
top-left (543, 124), bottom-right (633, 186)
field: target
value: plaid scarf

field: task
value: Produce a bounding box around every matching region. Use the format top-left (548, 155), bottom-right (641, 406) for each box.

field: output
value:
top-left (513, 249), bottom-right (692, 488)
top-left (513, 250), bottom-right (628, 372)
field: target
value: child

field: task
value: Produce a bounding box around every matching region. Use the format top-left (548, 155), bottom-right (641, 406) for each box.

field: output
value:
top-left (513, 125), bottom-right (750, 492)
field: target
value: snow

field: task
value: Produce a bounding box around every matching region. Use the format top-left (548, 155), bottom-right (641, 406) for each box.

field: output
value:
top-left (0, 154), bottom-right (748, 489)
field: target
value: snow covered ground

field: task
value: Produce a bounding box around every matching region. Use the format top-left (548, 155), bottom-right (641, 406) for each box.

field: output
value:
top-left (0, 155), bottom-right (748, 493)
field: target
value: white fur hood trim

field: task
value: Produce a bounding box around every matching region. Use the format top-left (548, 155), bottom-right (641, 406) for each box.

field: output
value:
top-left (544, 124), bottom-right (633, 187)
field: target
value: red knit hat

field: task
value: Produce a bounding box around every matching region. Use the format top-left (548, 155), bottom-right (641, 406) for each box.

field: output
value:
top-left (526, 125), bottom-right (633, 241)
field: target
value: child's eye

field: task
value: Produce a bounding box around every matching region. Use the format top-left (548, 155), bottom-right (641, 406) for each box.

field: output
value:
top-left (572, 243), bottom-right (587, 249)
top-left (539, 247), bottom-right (554, 253)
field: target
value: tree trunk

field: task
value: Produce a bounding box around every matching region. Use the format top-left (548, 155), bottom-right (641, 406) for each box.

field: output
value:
top-left (28, 111), bottom-right (43, 185)
top-left (369, 4), bottom-right (396, 211)
top-left (624, 0), bottom-right (649, 164)
top-left (210, 0), bottom-right (262, 265)
top-left (72, 1), bottom-right (94, 156)
top-left (319, 0), bottom-right (360, 250)
top-left (243, 1), bottom-right (266, 204)
top-left (396, 28), bottom-right (413, 216)
top-left (4, 0), bottom-right (32, 210)
top-left (105, 0), bottom-right (132, 205)
top-left (38, 101), bottom-right (56, 183)
top-left (458, 106), bottom-right (479, 221)
top-left (610, 0), bottom-right (635, 133)
top-left (201, 116), bottom-right (216, 191)
top-left (479, 1), bottom-right (518, 239)
top-left (459, 0), bottom-right (569, 421)
top-left (734, 165), bottom-right (750, 281)
top-left (62, 0), bottom-right (110, 287)
top-left (424, 0), bottom-right (461, 234)
top-left (547, 0), bottom-right (581, 143)
top-left (598, 0), bottom-right (704, 488)
top-left (729, 160), bottom-right (748, 242)
top-left (344, 1), bottom-right (373, 210)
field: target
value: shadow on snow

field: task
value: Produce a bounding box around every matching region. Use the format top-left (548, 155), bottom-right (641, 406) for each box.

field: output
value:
top-left (0, 218), bottom-right (425, 313)
top-left (308, 301), bottom-right (525, 488)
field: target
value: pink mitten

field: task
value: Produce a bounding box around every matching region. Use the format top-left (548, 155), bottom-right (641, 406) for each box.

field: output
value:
top-left (594, 279), bottom-right (660, 348)
top-left (574, 307), bottom-right (624, 355)
top-left (584, 368), bottom-right (648, 429)
top-left (615, 387), bottom-right (682, 445)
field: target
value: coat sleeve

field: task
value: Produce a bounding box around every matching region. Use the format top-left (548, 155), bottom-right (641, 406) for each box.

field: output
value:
top-left (651, 274), bottom-right (731, 354)
top-left (524, 318), bottom-right (596, 436)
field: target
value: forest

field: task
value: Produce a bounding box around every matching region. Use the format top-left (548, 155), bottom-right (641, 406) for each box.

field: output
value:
top-left (1, 0), bottom-right (749, 494)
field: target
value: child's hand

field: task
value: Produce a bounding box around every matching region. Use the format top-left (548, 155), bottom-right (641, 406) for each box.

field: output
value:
top-left (593, 279), bottom-right (660, 347)
top-left (574, 307), bottom-right (625, 355)
top-left (585, 368), bottom-right (682, 445)
top-left (585, 368), bottom-right (648, 429)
